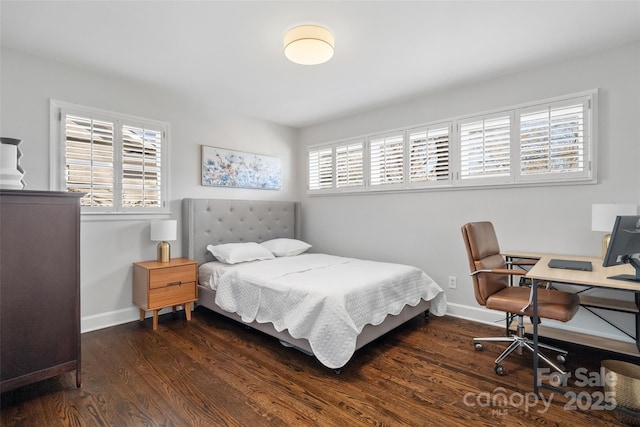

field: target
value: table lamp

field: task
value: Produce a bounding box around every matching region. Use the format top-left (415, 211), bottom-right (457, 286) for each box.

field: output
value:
top-left (150, 219), bottom-right (177, 263)
top-left (591, 203), bottom-right (638, 259)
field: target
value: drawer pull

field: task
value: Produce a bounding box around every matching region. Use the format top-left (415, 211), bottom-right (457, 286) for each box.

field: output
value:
top-left (166, 281), bottom-right (182, 287)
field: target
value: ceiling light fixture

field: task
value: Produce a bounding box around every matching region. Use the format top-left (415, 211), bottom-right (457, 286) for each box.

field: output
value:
top-left (284, 25), bottom-right (334, 65)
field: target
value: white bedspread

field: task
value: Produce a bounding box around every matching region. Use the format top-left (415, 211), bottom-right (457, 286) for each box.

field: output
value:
top-left (211, 254), bottom-right (446, 369)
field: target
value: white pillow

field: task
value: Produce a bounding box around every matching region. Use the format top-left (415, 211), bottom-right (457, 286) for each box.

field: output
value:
top-left (206, 242), bottom-right (275, 264)
top-left (260, 238), bottom-right (312, 257)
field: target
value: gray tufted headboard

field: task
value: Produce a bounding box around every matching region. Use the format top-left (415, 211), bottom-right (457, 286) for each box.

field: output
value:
top-left (182, 199), bottom-right (301, 266)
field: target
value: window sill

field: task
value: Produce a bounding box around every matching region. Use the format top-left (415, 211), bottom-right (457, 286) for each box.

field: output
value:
top-left (307, 176), bottom-right (597, 197)
top-left (80, 211), bottom-right (172, 222)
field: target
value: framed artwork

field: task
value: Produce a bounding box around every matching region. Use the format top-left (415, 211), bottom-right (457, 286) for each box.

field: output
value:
top-left (201, 145), bottom-right (282, 190)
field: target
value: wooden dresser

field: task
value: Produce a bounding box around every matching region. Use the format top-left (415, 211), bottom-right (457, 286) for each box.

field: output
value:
top-left (0, 190), bottom-right (82, 392)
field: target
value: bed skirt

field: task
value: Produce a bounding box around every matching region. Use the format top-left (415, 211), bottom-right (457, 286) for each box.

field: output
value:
top-left (196, 284), bottom-right (430, 363)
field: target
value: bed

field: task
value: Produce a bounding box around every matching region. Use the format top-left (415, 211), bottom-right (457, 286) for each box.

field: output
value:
top-left (182, 198), bottom-right (446, 369)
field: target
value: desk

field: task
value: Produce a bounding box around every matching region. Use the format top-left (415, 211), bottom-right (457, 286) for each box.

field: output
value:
top-left (524, 254), bottom-right (640, 394)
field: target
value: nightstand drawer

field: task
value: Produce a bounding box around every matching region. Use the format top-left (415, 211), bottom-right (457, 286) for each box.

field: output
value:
top-left (148, 281), bottom-right (196, 308)
top-left (149, 265), bottom-right (196, 289)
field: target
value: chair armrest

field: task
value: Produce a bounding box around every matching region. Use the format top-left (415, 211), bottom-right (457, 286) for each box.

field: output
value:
top-left (509, 260), bottom-right (537, 267)
top-left (470, 268), bottom-right (526, 276)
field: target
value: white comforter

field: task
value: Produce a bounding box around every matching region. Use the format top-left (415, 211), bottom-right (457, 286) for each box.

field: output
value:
top-left (208, 253), bottom-right (447, 368)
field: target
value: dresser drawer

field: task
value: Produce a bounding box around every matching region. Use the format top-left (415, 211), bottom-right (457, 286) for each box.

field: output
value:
top-left (149, 264), bottom-right (196, 289)
top-left (148, 281), bottom-right (197, 308)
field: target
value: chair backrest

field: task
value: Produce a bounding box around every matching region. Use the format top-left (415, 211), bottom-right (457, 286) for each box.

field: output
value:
top-left (461, 222), bottom-right (510, 306)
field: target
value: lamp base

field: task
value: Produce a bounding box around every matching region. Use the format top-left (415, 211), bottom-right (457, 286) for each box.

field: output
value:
top-left (157, 241), bottom-right (171, 263)
top-left (602, 233), bottom-right (611, 260)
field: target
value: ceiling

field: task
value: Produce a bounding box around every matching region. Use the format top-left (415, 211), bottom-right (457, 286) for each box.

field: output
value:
top-left (2, 1), bottom-right (640, 128)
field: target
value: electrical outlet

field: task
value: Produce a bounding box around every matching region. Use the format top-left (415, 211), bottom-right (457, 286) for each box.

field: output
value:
top-left (448, 276), bottom-right (457, 289)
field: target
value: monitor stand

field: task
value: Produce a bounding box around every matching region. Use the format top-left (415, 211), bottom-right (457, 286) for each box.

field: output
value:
top-left (607, 274), bottom-right (640, 283)
top-left (607, 258), bottom-right (640, 283)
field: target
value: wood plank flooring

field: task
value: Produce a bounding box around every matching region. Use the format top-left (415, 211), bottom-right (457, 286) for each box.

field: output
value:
top-left (2, 307), bottom-right (638, 426)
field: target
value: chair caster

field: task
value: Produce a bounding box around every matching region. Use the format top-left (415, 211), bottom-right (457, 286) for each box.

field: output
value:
top-left (556, 354), bottom-right (566, 364)
top-left (494, 364), bottom-right (507, 376)
top-left (474, 342), bottom-right (483, 351)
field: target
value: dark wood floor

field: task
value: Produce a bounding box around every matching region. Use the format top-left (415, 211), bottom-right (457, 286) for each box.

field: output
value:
top-left (1, 307), bottom-right (637, 426)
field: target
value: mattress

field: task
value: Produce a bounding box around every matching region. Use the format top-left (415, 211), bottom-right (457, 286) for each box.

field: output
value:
top-left (199, 253), bottom-right (446, 368)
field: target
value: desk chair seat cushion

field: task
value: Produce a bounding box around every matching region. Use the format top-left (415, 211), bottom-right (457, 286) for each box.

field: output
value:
top-left (486, 286), bottom-right (579, 322)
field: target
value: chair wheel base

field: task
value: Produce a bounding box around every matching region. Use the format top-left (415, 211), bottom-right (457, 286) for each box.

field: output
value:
top-left (494, 364), bottom-right (507, 376)
top-left (474, 342), bottom-right (483, 351)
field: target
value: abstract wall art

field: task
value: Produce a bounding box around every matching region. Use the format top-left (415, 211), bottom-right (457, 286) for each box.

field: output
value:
top-left (201, 145), bottom-right (281, 190)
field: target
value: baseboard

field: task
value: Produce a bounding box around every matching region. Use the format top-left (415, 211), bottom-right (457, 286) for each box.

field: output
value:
top-left (445, 302), bottom-right (635, 345)
top-left (445, 302), bottom-right (506, 325)
top-left (81, 306), bottom-right (183, 333)
top-left (82, 302), bottom-right (635, 348)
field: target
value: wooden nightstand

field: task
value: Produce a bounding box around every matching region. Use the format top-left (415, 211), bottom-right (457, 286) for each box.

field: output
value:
top-left (132, 258), bottom-right (198, 330)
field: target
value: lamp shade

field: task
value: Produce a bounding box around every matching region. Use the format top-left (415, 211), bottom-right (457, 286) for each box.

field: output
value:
top-left (150, 219), bottom-right (177, 241)
top-left (591, 204), bottom-right (638, 232)
top-left (284, 25), bottom-right (334, 65)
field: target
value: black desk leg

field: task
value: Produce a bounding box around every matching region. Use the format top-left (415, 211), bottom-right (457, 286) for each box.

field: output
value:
top-left (532, 278), bottom-right (540, 395)
top-left (636, 292), bottom-right (640, 352)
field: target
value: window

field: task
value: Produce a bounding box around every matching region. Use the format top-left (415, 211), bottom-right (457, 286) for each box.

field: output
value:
top-left (336, 141), bottom-right (364, 188)
top-left (307, 90), bottom-right (595, 195)
top-left (409, 124), bottom-right (451, 184)
top-left (308, 147), bottom-right (333, 190)
top-left (51, 100), bottom-right (169, 214)
top-left (369, 133), bottom-right (404, 187)
top-left (518, 99), bottom-right (589, 181)
top-left (121, 124), bottom-right (164, 208)
top-left (308, 140), bottom-right (365, 192)
top-left (459, 113), bottom-right (512, 182)
top-left (64, 114), bottom-right (115, 207)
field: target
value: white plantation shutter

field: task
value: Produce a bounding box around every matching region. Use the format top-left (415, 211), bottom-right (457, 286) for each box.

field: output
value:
top-left (460, 114), bottom-right (511, 180)
top-left (519, 98), bottom-right (588, 177)
top-left (370, 133), bottom-right (404, 186)
top-left (409, 124), bottom-right (450, 184)
top-left (308, 147), bottom-right (333, 190)
top-left (56, 101), bottom-right (168, 213)
top-left (335, 141), bottom-right (364, 188)
top-left (122, 125), bottom-right (163, 208)
top-left (64, 114), bottom-right (115, 207)
top-left (305, 91), bottom-right (594, 195)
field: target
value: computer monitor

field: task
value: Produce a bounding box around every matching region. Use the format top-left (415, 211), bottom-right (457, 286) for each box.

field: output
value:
top-left (602, 215), bottom-right (640, 282)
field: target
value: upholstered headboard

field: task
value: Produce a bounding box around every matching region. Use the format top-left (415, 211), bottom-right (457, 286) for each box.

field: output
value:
top-left (182, 199), bottom-right (300, 265)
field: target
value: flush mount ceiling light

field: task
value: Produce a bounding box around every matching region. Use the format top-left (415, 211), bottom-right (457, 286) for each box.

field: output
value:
top-left (284, 25), bottom-right (334, 65)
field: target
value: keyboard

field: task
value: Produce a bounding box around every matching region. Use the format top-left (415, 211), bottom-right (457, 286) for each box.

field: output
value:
top-left (548, 259), bottom-right (593, 271)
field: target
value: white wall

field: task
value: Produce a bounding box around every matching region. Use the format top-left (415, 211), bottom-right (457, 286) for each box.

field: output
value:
top-left (297, 42), bottom-right (640, 343)
top-left (3, 41), bottom-right (639, 343)
top-left (1, 47), bottom-right (298, 331)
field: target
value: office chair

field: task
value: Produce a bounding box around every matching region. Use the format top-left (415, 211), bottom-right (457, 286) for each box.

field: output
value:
top-left (461, 222), bottom-right (580, 375)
